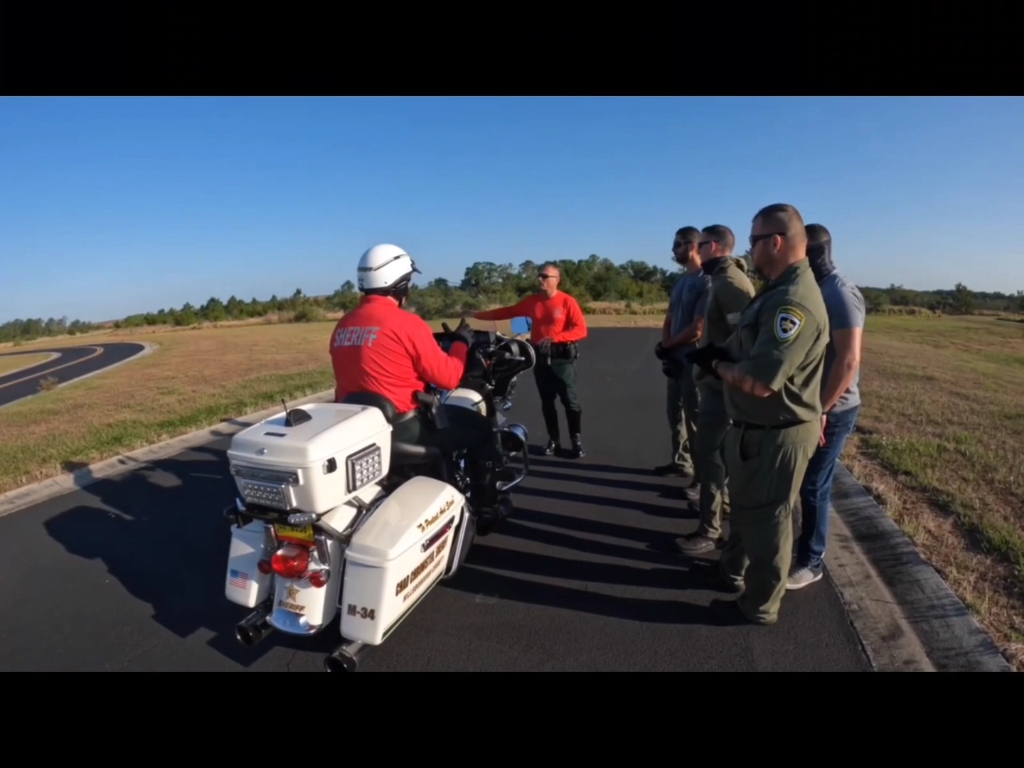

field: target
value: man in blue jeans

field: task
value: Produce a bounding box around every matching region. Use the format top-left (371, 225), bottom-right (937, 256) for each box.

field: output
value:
top-left (786, 224), bottom-right (866, 590)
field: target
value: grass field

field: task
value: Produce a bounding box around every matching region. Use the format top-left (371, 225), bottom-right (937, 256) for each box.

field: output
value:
top-left (1, 308), bottom-right (1022, 669)
top-left (839, 313), bottom-right (1024, 669)
top-left (0, 352), bottom-right (57, 376)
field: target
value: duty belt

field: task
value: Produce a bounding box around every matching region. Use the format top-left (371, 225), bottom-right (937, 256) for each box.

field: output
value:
top-left (730, 419), bottom-right (809, 430)
top-left (534, 341), bottom-right (578, 360)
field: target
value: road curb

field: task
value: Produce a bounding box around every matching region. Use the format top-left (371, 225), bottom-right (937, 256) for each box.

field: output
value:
top-left (0, 388), bottom-right (335, 519)
top-left (0, 341), bottom-right (158, 412)
top-left (824, 461), bottom-right (1013, 672)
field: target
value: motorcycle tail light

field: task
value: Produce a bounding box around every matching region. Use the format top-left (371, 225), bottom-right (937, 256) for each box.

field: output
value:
top-left (271, 544), bottom-right (309, 579)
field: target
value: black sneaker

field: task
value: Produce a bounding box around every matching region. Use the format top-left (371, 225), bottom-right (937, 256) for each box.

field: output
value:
top-left (544, 439), bottom-right (559, 455)
top-left (570, 434), bottom-right (585, 459)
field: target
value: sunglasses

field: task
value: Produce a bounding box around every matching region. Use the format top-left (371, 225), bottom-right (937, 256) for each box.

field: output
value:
top-left (749, 232), bottom-right (785, 246)
top-left (538, 273), bottom-right (556, 280)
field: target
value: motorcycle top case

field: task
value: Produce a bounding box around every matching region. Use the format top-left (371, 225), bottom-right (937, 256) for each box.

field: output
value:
top-left (340, 475), bottom-right (466, 645)
top-left (226, 402), bottom-right (391, 515)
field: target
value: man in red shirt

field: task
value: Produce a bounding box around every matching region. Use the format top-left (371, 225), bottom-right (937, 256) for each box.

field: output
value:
top-left (472, 263), bottom-right (588, 458)
top-left (330, 243), bottom-right (502, 521)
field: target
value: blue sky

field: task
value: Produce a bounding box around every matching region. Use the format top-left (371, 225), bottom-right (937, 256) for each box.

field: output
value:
top-left (2, 96), bottom-right (1022, 324)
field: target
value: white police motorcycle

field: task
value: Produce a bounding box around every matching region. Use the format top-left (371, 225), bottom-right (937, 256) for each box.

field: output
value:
top-left (220, 319), bottom-right (535, 672)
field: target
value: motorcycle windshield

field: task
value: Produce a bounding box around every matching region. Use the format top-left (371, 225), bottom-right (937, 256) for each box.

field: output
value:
top-left (509, 316), bottom-right (531, 338)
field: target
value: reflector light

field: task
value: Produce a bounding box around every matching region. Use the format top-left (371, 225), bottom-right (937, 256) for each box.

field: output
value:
top-left (257, 559), bottom-right (272, 574)
top-left (309, 570), bottom-right (329, 588)
top-left (347, 444), bottom-right (383, 492)
top-left (271, 544), bottom-right (309, 578)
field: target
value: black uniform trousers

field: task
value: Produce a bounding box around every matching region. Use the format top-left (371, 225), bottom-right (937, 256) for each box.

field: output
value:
top-left (391, 405), bottom-right (502, 510)
top-left (533, 358), bottom-right (582, 440)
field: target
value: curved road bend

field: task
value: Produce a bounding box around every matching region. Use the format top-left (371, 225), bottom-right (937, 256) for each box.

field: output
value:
top-left (0, 329), bottom-right (872, 671)
top-left (0, 343), bottom-right (149, 408)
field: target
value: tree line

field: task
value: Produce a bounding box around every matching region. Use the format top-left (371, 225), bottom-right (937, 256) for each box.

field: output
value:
top-left (4, 253), bottom-right (1023, 344)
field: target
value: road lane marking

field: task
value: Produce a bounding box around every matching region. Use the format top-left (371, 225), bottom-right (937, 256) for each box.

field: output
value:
top-left (0, 346), bottom-right (104, 390)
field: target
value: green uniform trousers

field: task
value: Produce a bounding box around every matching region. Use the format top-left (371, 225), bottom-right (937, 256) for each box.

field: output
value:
top-left (667, 363), bottom-right (700, 476)
top-left (694, 382), bottom-right (730, 538)
top-left (719, 419), bottom-right (820, 624)
top-left (534, 360), bottom-right (582, 440)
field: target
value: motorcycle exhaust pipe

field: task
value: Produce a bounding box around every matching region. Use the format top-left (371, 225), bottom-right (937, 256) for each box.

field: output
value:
top-left (324, 640), bottom-right (365, 672)
top-left (236, 604), bottom-right (274, 647)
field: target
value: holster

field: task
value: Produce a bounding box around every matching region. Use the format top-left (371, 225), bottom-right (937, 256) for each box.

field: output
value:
top-left (534, 341), bottom-right (578, 363)
top-left (550, 341), bottom-right (578, 361)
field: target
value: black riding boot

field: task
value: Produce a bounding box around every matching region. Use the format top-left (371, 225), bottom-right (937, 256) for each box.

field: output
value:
top-left (566, 407), bottom-right (584, 458)
top-left (541, 401), bottom-right (560, 453)
top-left (467, 460), bottom-right (502, 535)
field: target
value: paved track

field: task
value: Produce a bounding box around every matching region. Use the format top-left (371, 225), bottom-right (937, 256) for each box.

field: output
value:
top-left (0, 343), bottom-right (149, 408)
top-left (0, 328), bottom-right (871, 671)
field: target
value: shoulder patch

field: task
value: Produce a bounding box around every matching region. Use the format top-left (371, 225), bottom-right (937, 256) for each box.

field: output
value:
top-left (774, 306), bottom-right (805, 341)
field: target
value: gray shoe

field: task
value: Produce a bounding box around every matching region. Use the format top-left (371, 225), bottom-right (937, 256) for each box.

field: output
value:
top-left (674, 532), bottom-right (717, 553)
top-left (786, 564), bottom-right (823, 590)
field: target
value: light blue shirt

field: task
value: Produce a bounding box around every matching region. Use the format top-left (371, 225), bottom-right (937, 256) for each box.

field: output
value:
top-left (668, 269), bottom-right (711, 364)
top-left (818, 271), bottom-right (865, 412)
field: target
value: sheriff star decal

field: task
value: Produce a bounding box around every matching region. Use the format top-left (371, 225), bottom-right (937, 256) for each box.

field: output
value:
top-left (774, 306), bottom-right (804, 341)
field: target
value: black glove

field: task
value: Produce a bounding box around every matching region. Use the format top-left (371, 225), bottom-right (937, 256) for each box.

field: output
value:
top-left (661, 357), bottom-right (684, 379)
top-left (451, 317), bottom-right (474, 347)
top-left (684, 344), bottom-right (732, 377)
top-left (654, 341), bottom-right (669, 360)
top-left (535, 338), bottom-right (552, 355)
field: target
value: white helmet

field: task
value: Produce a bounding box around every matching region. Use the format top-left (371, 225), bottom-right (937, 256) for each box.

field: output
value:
top-left (357, 243), bottom-right (421, 293)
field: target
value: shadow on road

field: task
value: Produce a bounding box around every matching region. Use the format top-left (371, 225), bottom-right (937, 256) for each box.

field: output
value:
top-left (525, 447), bottom-right (661, 477)
top-left (444, 566), bottom-right (715, 625)
top-left (526, 466), bottom-right (688, 497)
top-left (44, 448), bottom-right (336, 667)
top-left (514, 484), bottom-right (696, 521)
top-left (437, 501), bottom-right (736, 625)
top-left (40, 437), bottom-right (730, 666)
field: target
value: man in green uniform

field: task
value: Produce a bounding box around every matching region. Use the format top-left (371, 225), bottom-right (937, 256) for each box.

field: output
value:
top-left (700, 203), bottom-right (830, 625)
top-left (674, 224), bottom-right (756, 554)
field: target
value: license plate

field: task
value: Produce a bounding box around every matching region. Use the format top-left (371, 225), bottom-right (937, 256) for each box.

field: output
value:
top-left (274, 523), bottom-right (314, 542)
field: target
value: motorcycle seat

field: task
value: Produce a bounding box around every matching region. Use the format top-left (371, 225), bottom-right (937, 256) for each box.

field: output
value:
top-left (339, 391), bottom-right (442, 465)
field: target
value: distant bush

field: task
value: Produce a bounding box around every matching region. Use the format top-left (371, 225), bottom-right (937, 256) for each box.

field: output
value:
top-left (7, 254), bottom-right (1023, 343)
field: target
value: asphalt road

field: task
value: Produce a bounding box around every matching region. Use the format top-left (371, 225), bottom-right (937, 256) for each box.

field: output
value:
top-left (0, 328), bottom-right (871, 671)
top-left (0, 343), bottom-right (148, 407)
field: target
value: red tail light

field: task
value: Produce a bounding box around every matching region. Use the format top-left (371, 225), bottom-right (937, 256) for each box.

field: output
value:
top-left (271, 544), bottom-right (309, 578)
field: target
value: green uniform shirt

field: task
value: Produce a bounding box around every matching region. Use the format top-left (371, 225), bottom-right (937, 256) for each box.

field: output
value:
top-left (723, 258), bottom-right (829, 425)
top-left (693, 256), bottom-right (756, 391)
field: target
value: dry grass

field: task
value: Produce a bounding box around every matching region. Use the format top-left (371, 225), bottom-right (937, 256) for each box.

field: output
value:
top-left (0, 352), bottom-right (57, 376)
top-left (841, 313), bottom-right (1024, 670)
top-left (0, 314), bottom-right (524, 494)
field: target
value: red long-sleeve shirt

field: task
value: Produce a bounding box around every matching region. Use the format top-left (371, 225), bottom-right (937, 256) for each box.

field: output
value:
top-left (475, 291), bottom-right (587, 345)
top-left (329, 295), bottom-right (468, 414)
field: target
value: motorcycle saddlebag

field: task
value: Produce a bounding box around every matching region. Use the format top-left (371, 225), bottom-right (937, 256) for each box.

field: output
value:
top-left (340, 475), bottom-right (465, 645)
top-left (225, 520), bottom-right (273, 608)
